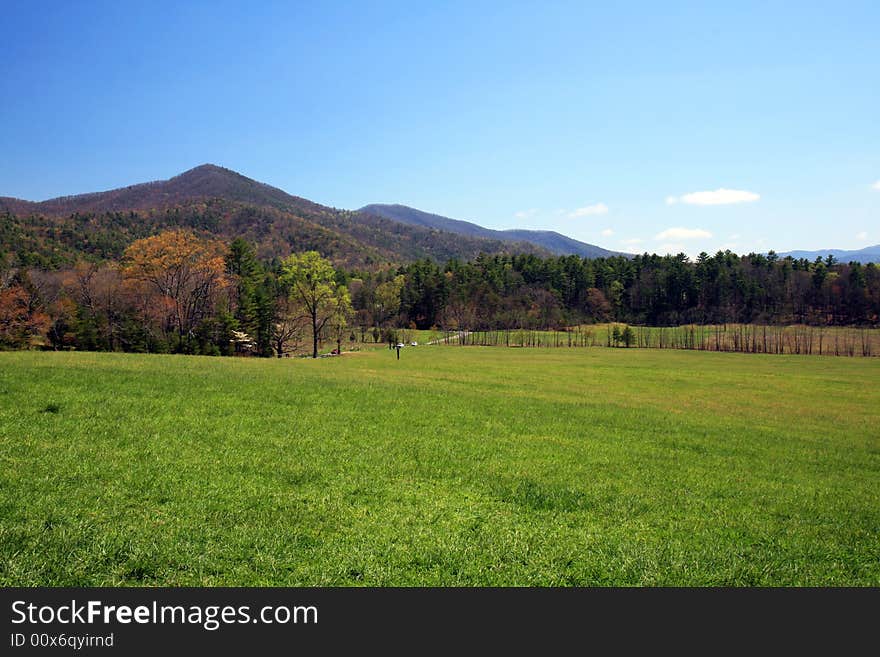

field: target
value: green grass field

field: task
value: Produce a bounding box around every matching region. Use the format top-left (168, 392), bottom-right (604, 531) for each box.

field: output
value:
top-left (1, 347), bottom-right (878, 585)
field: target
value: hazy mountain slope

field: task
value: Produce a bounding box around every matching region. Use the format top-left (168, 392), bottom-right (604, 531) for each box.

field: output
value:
top-left (359, 203), bottom-right (624, 258)
top-left (498, 229), bottom-right (620, 258)
top-left (358, 203), bottom-right (499, 239)
top-left (777, 245), bottom-right (880, 264)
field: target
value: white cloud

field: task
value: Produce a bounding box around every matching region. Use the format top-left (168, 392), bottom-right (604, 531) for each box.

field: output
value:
top-left (856, 231), bottom-right (868, 241)
top-left (872, 180), bottom-right (880, 191)
top-left (601, 228), bottom-right (613, 237)
top-left (657, 243), bottom-right (687, 255)
top-left (568, 203), bottom-right (608, 218)
top-left (655, 227), bottom-right (713, 241)
top-left (514, 208), bottom-right (538, 220)
top-left (667, 188), bottom-right (760, 206)
top-left (728, 233), bottom-right (741, 240)
top-left (620, 238), bottom-right (644, 245)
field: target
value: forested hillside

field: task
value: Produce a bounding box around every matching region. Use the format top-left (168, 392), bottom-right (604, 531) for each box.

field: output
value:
top-left (0, 165), bottom-right (547, 269)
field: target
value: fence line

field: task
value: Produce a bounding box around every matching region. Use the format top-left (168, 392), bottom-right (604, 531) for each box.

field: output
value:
top-left (431, 324), bottom-right (877, 357)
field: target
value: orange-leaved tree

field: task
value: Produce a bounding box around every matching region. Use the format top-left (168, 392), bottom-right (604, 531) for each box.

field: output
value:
top-left (122, 230), bottom-right (228, 350)
top-left (0, 284), bottom-right (50, 348)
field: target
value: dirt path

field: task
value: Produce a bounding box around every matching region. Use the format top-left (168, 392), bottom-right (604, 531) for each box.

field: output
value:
top-left (427, 331), bottom-right (469, 345)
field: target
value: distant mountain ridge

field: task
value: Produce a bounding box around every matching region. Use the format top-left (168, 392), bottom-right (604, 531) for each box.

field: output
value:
top-left (0, 164), bottom-right (550, 269)
top-left (776, 245), bottom-right (880, 264)
top-left (359, 204), bottom-right (626, 259)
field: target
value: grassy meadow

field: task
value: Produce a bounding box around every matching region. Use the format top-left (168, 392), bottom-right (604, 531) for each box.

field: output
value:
top-left (1, 346), bottom-right (878, 586)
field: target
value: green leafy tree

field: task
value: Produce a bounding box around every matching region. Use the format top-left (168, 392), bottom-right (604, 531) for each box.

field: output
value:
top-left (374, 274), bottom-right (404, 330)
top-left (281, 251), bottom-right (350, 358)
top-left (609, 280), bottom-right (625, 320)
top-left (611, 325), bottom-right (621, 347)
top-left (329, 294), bottom-right (354, 355)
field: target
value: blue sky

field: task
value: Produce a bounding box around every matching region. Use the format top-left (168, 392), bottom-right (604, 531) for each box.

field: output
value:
top-left (2, 1), bottom-right (878, 256)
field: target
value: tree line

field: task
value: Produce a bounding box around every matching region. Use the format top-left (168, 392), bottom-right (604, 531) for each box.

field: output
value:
top-left (1, 230), bottom-right (350, 358)
top-left (382, 251), bottom-right (879, 330)
top-left (1, 230), bottom-right (878, 355)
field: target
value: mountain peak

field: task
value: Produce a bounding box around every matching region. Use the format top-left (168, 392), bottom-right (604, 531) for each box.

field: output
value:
top-left (173, 163), bottom-right (239, 179)
top-left (5, 164), bottom-right (313, 216)
top-left (188, 163), bottom-right (225, 171)
top-left (168, 163), bottom-right (261, 189)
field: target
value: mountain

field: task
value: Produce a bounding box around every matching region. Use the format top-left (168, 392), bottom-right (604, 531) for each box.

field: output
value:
top-left (776, 245), bottom-right (880, 264)
top-left (0, 165), bottom-right (549, 269)
top-left (0, 164), bottom-right (317, 216)
top-left (359, 204), bottom-right (625, 259)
